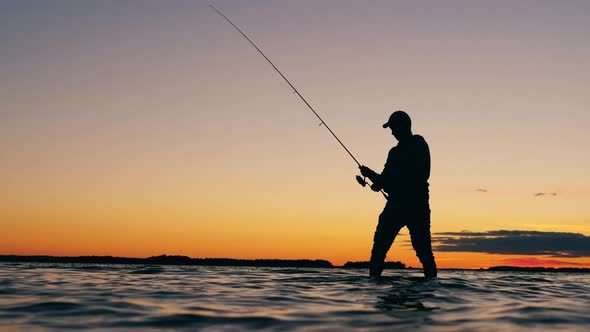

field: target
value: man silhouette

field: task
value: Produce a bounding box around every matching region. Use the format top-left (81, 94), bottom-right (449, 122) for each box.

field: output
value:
top-left (359, 111), bottom-right (437, 278)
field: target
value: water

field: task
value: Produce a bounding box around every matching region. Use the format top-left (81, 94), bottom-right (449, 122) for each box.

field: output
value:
top-left (0, 263), bottom-right (589, 331)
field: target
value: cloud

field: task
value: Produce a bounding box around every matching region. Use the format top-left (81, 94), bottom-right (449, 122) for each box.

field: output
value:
top-left (534, 192), bottom-right (557, 197)
top-left (476, 188), bottom-right (488, 193)
top-left (433, 230), bottom-right (590, 257)
top-left (500, 258), bottom-right (587, 267)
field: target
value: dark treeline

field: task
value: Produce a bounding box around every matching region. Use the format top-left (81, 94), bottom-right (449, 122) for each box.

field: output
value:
top-left (0, 255), bottom-right (333, 268)
top-left (0, 255), bottom-right (406, 269)
top-left (343, 261), bottom-right (406, 269)
top-left (1, 256), bottom-right (588, 272)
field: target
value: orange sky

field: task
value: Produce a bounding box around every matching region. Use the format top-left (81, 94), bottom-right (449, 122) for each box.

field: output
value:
top-left (2, 1), bottom-right (589, 268)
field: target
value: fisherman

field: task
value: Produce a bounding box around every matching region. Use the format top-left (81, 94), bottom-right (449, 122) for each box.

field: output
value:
top-left (359, 111), bottom-right (437, 278)
top-left (209, 6), bottom-right (437, 278)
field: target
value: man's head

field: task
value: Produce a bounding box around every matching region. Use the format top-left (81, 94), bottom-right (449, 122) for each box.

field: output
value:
top-left (383, 110), bottom-right (412, 141)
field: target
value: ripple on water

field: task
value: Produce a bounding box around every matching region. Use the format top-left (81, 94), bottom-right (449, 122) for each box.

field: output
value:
top-left (107, 313), bottom-right (284, 329)
top-left (5, 301), bottom-right (81, 313)
top-left (128, 266), bottom-right (165, 274)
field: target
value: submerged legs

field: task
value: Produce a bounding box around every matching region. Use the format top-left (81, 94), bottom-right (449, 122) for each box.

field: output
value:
top-left (369, 205), bottom-right (403, 277)
top-left (369, 203), bottom-right (437, 278)
top-left (407, 213), bottom-right (437, 278)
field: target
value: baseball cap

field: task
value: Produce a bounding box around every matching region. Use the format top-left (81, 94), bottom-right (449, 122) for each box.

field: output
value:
top-left (383, 110), bottom-right (411, 129)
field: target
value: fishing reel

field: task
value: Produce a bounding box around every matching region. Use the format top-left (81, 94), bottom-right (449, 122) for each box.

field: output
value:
top-left (356, 175), bottom-right (368, 187)
top-left (356, 175), bottom-right (387, 199)
top-left (356, 175), bottom-right (377, 190)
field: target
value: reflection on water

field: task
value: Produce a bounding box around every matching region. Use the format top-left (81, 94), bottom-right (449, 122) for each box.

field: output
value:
top-left (376, 277), bottom-right (436, 312)
top-left (0, 263), bottom-right (589, 331)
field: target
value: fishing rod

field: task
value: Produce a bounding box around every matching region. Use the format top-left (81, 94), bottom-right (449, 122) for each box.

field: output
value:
top-left (209, 4), bottom-right (388, 200)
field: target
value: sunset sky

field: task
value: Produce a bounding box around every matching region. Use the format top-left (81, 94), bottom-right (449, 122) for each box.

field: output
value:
top-left (2, 0), bottom-right (589, 268)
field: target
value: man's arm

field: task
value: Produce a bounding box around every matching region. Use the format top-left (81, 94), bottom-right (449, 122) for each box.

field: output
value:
top-left (359, 166), bottom-right (384, 192)
top-left (409, 136), bottom-right (430, 183)
top-left (359, 165), bottom-right (378, 181)
top-left (359, 166), bottom-right (383, 192)
top-left (359, 147), bottom-right (395, 192)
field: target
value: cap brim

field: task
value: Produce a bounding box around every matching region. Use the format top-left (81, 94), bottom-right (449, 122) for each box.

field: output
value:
top-left (382, 123), bottom-right (390, 128)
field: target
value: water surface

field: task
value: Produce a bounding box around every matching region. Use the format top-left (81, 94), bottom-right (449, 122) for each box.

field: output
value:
top-left (1, 263), bottom-right (589, 331)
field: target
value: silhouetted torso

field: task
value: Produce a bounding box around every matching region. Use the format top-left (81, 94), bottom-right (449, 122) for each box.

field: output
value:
top-left (379, 134), bottom-right (430, 202)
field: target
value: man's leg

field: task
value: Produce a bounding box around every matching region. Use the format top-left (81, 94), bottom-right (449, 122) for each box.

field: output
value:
top-left (407, 207), bottom-right (437, 278)
top-left (369, 205), bottom-right (403, 277)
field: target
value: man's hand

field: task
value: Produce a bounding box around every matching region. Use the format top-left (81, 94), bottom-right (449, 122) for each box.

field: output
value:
top-left (359, 165), bottom-right (377, 178)
top-left (359, 165), bottom-right (374, 178)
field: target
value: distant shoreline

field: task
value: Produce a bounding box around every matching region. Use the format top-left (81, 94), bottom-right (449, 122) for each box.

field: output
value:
top-left (0, 255), bottom-right (588, 272)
